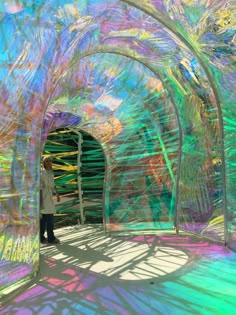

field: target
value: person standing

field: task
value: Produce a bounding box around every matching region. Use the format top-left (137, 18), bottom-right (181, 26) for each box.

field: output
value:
top-left (40, 157), bottom-right (60, 244)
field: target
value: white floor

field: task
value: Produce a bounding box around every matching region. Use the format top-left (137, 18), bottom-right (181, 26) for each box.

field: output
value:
top-left (1, 224), bottom-right (236, 315)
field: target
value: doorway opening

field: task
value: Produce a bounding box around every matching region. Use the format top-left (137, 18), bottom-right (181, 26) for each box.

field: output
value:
top-left (42, 128), bottom-right (105, 228)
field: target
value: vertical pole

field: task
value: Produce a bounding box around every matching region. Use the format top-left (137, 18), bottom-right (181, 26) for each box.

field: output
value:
top-left (71, 128), bottom-right (84, 225)
top-left (78, 131), bottom-right (84, 225)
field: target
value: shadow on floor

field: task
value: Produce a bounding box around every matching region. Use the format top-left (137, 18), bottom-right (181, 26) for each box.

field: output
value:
top-left (1, 224), bottom-right (236, 315)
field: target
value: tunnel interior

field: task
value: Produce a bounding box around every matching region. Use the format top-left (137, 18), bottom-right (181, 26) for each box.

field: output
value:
top-left (0, 0), bottom-right (235, 304)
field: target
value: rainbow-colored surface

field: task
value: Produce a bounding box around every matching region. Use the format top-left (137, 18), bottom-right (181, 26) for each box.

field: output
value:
top-left (0, 0), bottom-right (235, 304)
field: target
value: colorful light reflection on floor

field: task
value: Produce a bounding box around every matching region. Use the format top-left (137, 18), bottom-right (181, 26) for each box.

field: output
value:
top-left (0, 225), bottom-right (236, 315)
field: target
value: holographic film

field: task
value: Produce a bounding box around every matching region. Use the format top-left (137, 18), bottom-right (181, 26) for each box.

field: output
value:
top-left (0, 0), bottom-right (235, 303)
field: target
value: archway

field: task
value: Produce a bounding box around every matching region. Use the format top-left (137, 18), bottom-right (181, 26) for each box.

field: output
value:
top-left (1, 0), bottom-right (235, 306)
top-left (43, 128), bottom-right (105, 227)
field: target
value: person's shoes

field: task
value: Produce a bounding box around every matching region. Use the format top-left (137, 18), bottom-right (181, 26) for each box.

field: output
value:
top-left (48, 237), bottom-right (60, 244)
top-left (41, 238), bottom-right (48, 244)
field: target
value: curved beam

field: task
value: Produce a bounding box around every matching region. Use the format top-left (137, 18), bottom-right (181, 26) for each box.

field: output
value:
top-left (121, 0), bottom-right (227, 243)
top-left (47, 45), bottom-right (183, 232)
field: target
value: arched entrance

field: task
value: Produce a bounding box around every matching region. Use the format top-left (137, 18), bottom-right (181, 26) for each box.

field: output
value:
top-left (43, 128), bottom-right (105, 227)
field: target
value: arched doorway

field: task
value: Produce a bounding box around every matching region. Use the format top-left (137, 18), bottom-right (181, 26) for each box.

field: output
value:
top-left (42, 128), bottom-right (105, 228)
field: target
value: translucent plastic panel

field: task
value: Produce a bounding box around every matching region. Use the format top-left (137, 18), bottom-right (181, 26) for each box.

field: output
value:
top-left (46, 55), bottom-right (180, 231)
top-left (0, 0), bottom-right (235, 304)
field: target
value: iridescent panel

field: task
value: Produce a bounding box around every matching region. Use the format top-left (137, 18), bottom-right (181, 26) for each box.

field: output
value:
top-left (0, 0), bottom-right (235, 304)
